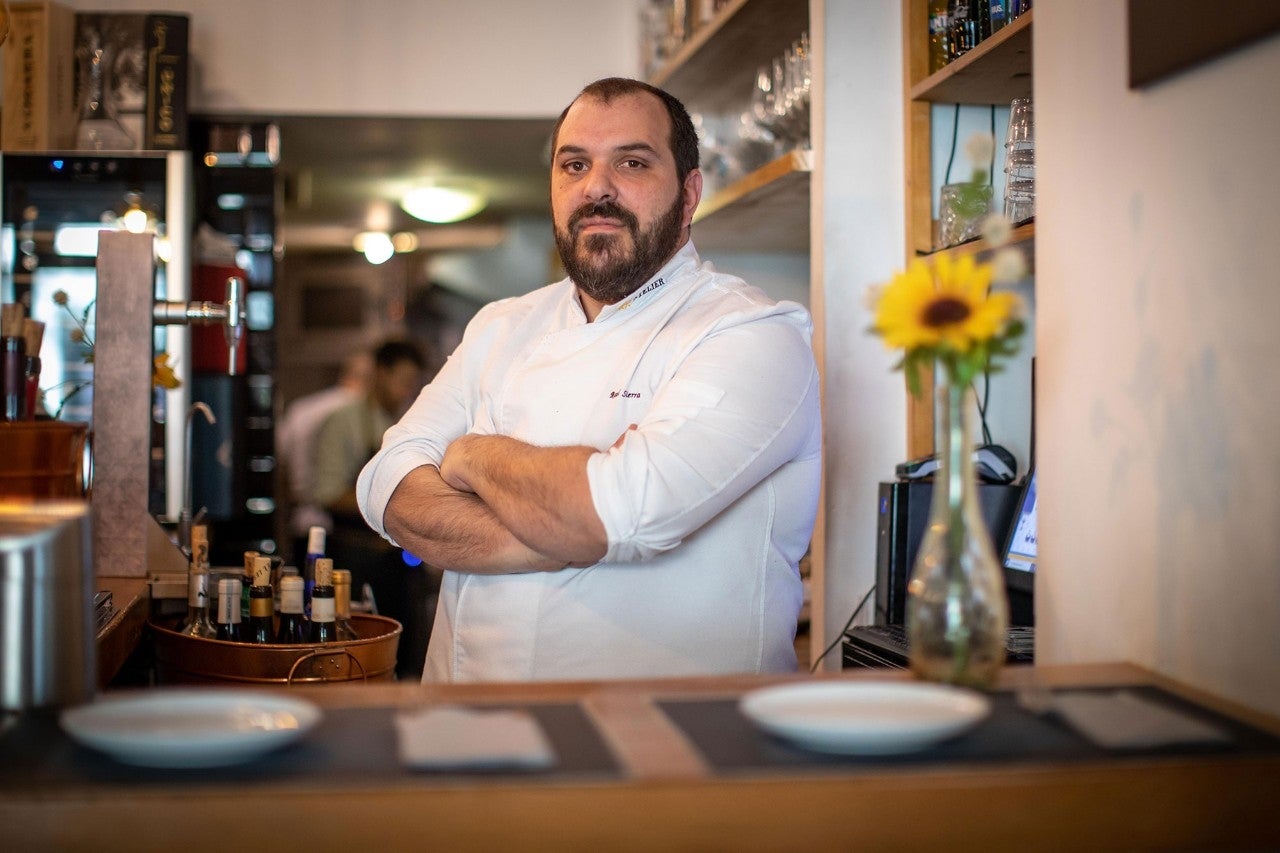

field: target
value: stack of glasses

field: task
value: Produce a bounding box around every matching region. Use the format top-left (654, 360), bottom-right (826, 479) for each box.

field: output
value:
top-left (1003, 98), bottom-right (1035, 224)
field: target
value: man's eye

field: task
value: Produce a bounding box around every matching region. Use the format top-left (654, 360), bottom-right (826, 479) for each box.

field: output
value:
top-left (622, 159), bottom-right (646, 169)
top-left (563, 161), bottom-right (587, 173)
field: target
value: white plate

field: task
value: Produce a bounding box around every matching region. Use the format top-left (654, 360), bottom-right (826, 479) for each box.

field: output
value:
top-left (60, 689), bottom-right (322, 768)
top-left (739, 680), bottom-right (991, 755)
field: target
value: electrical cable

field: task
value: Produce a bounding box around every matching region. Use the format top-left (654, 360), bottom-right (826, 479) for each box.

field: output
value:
top-left (989, 105), bottom-right (997, 185)
top-left (809, 584), bottom-right (876, 673)
top-left (973, 375), bottom-right (994, 446)
top-left (943, 104), bottom-right (960, 185)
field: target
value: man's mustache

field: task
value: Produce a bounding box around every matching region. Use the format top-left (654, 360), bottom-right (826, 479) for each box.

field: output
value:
top-left (568, 201), bottom-right (639, 236)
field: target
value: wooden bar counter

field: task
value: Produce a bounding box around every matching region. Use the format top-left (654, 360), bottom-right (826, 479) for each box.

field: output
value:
top-left (3, 663), bottom-right (1278, 851)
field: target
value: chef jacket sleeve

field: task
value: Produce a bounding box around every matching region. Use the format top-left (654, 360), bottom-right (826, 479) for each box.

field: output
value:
top-left (586, 311), bottom-right (821, 564)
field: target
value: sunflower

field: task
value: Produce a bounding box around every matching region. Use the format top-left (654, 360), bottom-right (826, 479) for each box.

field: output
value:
top-left (871, 252), bottom-right (1023, 394)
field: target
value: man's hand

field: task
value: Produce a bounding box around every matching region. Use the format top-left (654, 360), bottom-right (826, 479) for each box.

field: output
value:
top-left (440, 433), bottom-right (608, 565)
top-left (384, 465), bottom-right (566, 574)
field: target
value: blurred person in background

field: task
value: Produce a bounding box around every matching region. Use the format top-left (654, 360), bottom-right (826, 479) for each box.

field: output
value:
top-left (277, 347), bottom-right (373, 568)
top-left (314, 339), bottom-right (435, 678)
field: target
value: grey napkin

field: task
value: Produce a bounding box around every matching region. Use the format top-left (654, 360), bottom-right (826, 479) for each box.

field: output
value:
top-left (394, 705), bottom-right (556, 770)
top-left (1050, 690), bottom-right (1232, 749)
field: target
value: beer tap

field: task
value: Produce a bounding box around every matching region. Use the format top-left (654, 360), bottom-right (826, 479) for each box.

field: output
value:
top-left (178, 401), bottom-right (216, 555)
top-left (152, 275), bottom-right (246, 376)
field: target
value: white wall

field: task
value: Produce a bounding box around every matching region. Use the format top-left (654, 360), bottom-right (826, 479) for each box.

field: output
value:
top-left (812, 0), bottom-right (906, 663)
top-left (21, 0), bottom-right (640, 117)
top-left (1036, 1), bottom-right (1280, 715)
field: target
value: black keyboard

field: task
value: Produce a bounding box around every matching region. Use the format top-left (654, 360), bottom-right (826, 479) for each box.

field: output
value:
top-left (843, 623), bottom-right (1034, 669)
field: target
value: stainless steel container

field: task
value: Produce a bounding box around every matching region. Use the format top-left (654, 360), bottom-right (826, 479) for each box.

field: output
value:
top-left (0, 500), bottom-right (95, 711)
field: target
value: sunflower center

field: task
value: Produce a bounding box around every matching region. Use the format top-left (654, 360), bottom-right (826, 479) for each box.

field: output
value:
top-left (922, 297), bottom-right (971, 328)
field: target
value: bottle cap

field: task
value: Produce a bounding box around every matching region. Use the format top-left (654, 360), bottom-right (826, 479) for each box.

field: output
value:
top-left (314, 557), bottom-right (334, 586)
top-left (242, 550), bottom-right (258, 573)
top-left (333, 569), bottom-right (351, 586)
top-left (279, 575), bottom-right (304, 612)
top-left (218, 577), bottom-right (242, 596)
top-left (307, 526), bottom-right (326, 555)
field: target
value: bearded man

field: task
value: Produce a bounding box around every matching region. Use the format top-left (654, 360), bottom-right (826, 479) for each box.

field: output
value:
top-left (357, 78), bottom-right (821, 683)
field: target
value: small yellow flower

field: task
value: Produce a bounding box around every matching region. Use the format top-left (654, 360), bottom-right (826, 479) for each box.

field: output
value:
top-left (152, 353), bottom-right (181, 390)
top-left (870, 251), bottom-right (1024, 393)
top-left (874, 254), bottom-right (1016, 354)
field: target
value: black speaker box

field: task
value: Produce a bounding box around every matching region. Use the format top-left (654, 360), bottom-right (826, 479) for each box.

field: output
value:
top-left (874, 480), bottom-right (1024, 627)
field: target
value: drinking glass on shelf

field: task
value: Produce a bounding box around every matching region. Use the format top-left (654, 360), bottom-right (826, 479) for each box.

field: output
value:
top-left (938, 182), bottom-right (993, 248)
top-left (1003, 98), bottom-right (1035, 224)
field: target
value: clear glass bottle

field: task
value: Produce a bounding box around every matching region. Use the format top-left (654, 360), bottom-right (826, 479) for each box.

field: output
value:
top-left (905, 382), bottom-right (1010, 688)
top-left (247, 555), bottom-right (275, 644)
top-left (275, 575), bottom-right (308, 644)
top-left (333, 568), bottom-right (357, 641)
top-left (179, 524), bottom-right (215, 638)
top-left (73, 26), bottom-right (135, 151)
top-left (309, 557), bottom-right (336, 644)
top-left (215, 577), bottom-right (244, 642)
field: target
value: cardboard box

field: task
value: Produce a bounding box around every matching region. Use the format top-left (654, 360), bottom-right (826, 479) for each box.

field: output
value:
top-left (72, 12), bottom-right (189, 151)
top-left (2, 1), bottom-right (78, 150)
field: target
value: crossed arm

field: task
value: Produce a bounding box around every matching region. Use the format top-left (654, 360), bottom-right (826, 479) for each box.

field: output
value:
top-left (382, 435), bottom-right (609, 574)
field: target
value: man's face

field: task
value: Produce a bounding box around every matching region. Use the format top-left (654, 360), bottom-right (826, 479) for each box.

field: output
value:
top-left (373, 359), bottom-right (422, 417)
top-left (551, 92), bottom-right (701, 310)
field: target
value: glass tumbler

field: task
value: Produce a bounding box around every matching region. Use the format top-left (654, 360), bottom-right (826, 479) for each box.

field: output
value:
top-left (1003, 98), bottom-right (1035, 223)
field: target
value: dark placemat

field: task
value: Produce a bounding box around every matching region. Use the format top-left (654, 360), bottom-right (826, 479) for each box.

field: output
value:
top-left (657, 686), bottom-right (1280, 775)
top-left (0, 702), bottom-right (620, 791)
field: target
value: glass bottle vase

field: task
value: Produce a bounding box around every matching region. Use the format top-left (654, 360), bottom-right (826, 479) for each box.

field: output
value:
top-left (906, 381), bottom-right (1010, 689)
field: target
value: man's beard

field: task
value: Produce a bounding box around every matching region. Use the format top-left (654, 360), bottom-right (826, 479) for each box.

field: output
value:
top-left (555, 192), bottom-right (684, 306)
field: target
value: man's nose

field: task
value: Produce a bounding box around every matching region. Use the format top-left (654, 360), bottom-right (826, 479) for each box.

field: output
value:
top-left (582, 167), bottom-right (617, 203)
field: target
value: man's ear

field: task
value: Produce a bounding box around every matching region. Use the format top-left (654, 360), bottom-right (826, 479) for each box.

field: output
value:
top-left (681, 169), bottom-right (703, 229)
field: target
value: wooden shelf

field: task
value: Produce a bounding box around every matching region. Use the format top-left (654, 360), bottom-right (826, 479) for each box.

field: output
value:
top-left (651, 0), bottom-right (809, 115)
top-left (691, 149), bottom-right (811, 252)
top-left (921, 219), bottom-right (1036, 271)
top-left (910, 10), bottom-right (1033, 105)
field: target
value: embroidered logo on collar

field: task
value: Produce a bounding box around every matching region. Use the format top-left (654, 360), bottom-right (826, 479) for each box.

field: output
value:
top-left (614, 276), bottom-right (666, 312)
top-left (609, 390), bottom-right (642, 399)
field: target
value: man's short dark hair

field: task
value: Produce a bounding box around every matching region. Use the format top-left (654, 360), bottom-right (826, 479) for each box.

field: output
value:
top-left (373, 339), bottom-right (425, 371)
top-left (551, 77), bottom-right (700, 185)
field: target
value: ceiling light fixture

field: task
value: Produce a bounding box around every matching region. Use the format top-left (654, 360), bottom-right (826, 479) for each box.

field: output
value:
top-left (400, 185), bottom-right (487, 224)
top-left (354, 231), bottom-right (394, 265)
top-left (353, 231), bottom-right (419, 264)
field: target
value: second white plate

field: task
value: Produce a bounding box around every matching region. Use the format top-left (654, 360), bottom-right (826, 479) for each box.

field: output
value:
top-left (60, 689), bottom-right (322, 768)
top-left (739, 680), bottom-right (991, 755)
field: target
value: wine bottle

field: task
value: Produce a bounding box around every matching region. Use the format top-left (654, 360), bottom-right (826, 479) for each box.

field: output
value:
top-left (303, 526), bottom-right (325, 618)
top-left (247, 554), bottom-right (275, 644)
top-left (334, 568), bottom-right (357, 641)
top-left (928, 0), bottom-right (950, 73)
top-left (215, 577), bottom-right (244, 642)
top-left (309, 557), bottom-right (336, 644)
top-left (179, 524), bottom-right (216, 638)
top-left (987, 0), bottom-right (1008, 33)
top-left (275, 575), bottom-right (308, 644)
top-left (241, 550), bottom-right (258, 620)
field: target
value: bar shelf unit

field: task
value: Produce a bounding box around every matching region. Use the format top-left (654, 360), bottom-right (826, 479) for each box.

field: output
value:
top-left (902, 3), bottom-right (1035, 455)
top-left (651, 0), bottom-right (810, 252)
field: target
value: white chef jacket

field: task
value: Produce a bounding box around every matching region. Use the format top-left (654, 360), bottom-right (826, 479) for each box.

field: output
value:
top-left (357, 241), bottom-right (822, 682)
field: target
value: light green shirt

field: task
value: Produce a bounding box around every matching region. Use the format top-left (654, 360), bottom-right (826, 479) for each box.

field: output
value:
top-left (312, 397), bottom-right (393, 509)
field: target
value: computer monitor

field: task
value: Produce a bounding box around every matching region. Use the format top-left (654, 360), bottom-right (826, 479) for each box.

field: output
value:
top-left (1001, 468), bottom-right (1037, 595)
